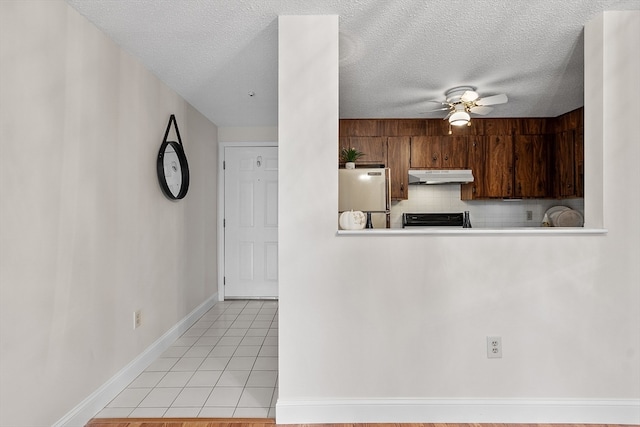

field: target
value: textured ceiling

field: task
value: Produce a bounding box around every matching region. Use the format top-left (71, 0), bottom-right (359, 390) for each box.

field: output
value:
top-left (65, 0), bottom-right (640, 127)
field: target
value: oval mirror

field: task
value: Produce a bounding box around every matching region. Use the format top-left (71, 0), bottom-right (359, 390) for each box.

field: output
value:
top-left (157, 140), bottom-right (189, 200)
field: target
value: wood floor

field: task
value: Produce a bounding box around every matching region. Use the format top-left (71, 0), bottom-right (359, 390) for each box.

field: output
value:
top-left (85, 420), bottom-right (634, 427)
top-left (86, 419), bottom-right (274, 427)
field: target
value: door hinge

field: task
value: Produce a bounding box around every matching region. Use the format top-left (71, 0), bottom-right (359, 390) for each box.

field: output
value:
top-left (223, 160), bottom-right (226, 170)
top-left (223, 276), bottom-right (226, 285)
top-left (223, 218), bottom-right (225, 227)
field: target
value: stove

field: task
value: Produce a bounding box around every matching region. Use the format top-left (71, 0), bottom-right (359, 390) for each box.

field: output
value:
top-left (402, 212), bottom-right (464, 228)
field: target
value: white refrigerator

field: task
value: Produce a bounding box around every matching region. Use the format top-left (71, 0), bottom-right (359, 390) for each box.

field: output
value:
top-left (338, 168), bottom-right (391, 229)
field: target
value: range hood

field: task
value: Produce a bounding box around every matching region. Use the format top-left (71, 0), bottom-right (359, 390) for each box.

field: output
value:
top-left (408, 169), bottom-right (474, 184)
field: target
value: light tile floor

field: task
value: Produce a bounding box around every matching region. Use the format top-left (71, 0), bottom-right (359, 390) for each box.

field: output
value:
top-left (96, 300), bottom-right (278, 418)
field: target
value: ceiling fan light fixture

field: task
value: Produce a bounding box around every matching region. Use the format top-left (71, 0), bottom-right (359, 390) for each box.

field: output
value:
top-left (434, 86), bottom-right (508, 127)
top-left (449, 110), bottom-right (470, 126)
top-left (460, 90), bottom-right (479, 102)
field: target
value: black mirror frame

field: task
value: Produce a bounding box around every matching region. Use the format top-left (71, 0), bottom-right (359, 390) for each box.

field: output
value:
top-left (157, 115), bottom-right (190, 200)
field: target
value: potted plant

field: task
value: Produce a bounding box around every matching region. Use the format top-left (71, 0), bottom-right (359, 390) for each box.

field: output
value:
top-left (340, 147), bottom-right (365, 169)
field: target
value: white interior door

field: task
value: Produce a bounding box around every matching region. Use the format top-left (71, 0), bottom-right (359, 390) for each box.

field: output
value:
top-left (224, 146), bottom-right (278, 298)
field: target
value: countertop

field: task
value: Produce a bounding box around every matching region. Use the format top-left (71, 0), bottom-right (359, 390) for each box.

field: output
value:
top-left (337, 227), bottom-right (607, 236)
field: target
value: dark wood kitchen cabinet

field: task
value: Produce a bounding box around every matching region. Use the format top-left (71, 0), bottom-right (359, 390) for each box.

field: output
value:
top-left (387, 136), bottom-right (410, 200)
top-left (551, 107), bottom-right (584, 198)
top-left (339, 136), bottom-right (387, 166)
top-left (409, 136), bottom-right (468, 169)
top-left (484, 135), bottom-right (514, 198)
top-left (514, 135), bottom-right (551, 198)
top-left (575, 128), bottom-right (584, 198)
top-left (410, 136), bottom-right (438, 168)
top-left (442, 136), bottom-right (469, 168)
top-left (463, 134), bottom-right (552, 200)
top-left (338, 111), bottom-right (583, 200)
top-left (554, 130), bottom-right (576, 197)
top-left (461, 137), bottom-right (485, 199)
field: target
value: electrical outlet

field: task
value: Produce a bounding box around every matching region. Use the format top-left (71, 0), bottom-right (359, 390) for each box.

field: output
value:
top-left (526, 210), bottom-right (533, 221)
top-left (487, 336), bottom-right (502, 358)
top-left (133, 310), bottom-right (141, 329)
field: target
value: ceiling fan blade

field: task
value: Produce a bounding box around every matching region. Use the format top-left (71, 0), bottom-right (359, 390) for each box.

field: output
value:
top-left (460, 90), bottom-right (479, 103)
top-left (476, 93), bottom-right (508, 106)
top-left (469, 105), bottom-right (493, 115)
top-left (422, 106), bottom-right (451, 113)
top-left (424, 100), bottom-right (449, 106)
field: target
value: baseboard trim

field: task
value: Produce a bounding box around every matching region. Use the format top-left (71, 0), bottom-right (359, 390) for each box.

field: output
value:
top-left (276, 398), bottom-right (640, 424)
top-left (53, 293), bottom-right (218, 427)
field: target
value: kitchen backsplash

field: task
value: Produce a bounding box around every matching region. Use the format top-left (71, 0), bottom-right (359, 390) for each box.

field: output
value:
top-left (390, 185), bottom-right (585, 228)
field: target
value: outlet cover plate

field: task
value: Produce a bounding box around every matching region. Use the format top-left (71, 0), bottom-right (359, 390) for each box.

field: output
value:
top-left (487, 336), bottom-right (502, 358)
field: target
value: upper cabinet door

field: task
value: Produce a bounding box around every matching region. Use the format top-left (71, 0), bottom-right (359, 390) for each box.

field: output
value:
top-left (387, 136), bottom-right (410, 200)
top-left (340, 136), bottom-right (387, 165)
top-left (461, 136), bottom-right (485, 200)
top-left (484, 135), bottom-right (514, 198)
top-left (514, 135), bottom-right (550, 198)
top-left (555, 130), bottom-right (576, 197)
top-left (410, 136), bottom-right (468, 169)
top-left (410, 136), bottom-right (440, 168)
top-left (441, 136), bottom-right (469, 169)
top-left (575, 128), bottom-right (584, 198)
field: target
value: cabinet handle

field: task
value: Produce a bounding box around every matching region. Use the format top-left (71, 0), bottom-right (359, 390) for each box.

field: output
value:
top-left (400, 182), bottom-right (404, 192)
top-left (432, 153), bottom-right (438, 161)
top-left (444, 154), bottom-right (449, 161)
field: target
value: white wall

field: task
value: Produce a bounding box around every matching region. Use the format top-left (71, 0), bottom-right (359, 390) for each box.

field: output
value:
top-left (0, 2), bottom-right (217, 426)
top-left (277, 12), bottom-right (639, 424)
top-left (218, 126), bottom-right (278, 143)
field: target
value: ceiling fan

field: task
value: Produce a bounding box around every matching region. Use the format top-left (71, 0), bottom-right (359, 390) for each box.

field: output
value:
top-left (425, 85), bottom-right (508, 130)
